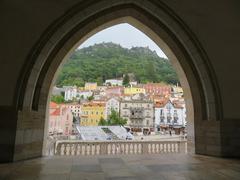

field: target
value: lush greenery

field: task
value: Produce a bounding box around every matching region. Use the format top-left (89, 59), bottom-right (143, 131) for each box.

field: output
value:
top-left (98, 109), bottom-right (127, 126)
top-left (51, 95), bottom-right (65, 104)
top-left (56, 42), bottom-right (179, 87)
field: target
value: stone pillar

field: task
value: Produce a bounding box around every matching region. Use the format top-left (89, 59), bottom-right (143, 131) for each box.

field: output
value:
top-left (0, 106), bottom-right (17, 162)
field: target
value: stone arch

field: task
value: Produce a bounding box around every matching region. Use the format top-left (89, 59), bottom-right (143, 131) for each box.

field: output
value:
top-left (14, 0), bottom-right (222, 160)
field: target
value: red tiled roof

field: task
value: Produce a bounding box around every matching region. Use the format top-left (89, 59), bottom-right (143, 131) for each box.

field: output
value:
top-left (50, 101), bottom-right (58, 108)
top-left (50, 108), bottom-right (60, 116)
top-left (155, 100), bottom-right (169, 108)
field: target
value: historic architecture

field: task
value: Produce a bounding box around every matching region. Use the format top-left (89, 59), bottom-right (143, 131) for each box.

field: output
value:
top-left (1, 1), bottom-right (240, 174)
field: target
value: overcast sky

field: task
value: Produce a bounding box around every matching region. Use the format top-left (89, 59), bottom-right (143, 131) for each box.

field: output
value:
top-left (78, 23), bottom-right (167, 58)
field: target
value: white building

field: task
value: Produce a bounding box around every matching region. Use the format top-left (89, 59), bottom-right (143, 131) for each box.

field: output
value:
top-left (120, 95), bottom-right (154, 133)
top-left (129, 81), bottom-right (138, 86)
top-left (65, 104), bottom-right (81, 117)
top-left (64, 86), bottom-right (77, 101)
top-left (78, 90), bottom-right (93, 100)
top-left (155, 99), bottom-right (186, 130)
top-left (105, 97), bottom-right (120, 118)
top-left (105, 79), bottom-right (123, 86)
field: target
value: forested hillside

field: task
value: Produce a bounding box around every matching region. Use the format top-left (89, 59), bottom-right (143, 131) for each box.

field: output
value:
top-left (56, 42), bottom-right (179, 87)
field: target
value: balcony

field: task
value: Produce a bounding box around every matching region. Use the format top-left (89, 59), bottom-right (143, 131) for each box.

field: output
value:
top-left (130, 115), bottom-right (144, 119)
top-left (55, 140), bottom-right (187, 156)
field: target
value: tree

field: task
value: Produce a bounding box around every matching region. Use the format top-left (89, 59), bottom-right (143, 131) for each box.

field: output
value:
top-left (123, 74), bottom-right (130, 86)
top-left (55, 42), bottom-right (179, 86)
top-left (146, 62), bottom-right (158, 83)
top-left (96, 76), bottom-right (103, 85)
top-left (98, 109), bottom-right (127, 126)
top-left (108, 109), bottom-right (127, 126)
top-left (98, 117), bottom-right (107, 126)
top-left (87, 95), bottom-right (94, 101)
top-left (51, 95), bottom-right (64, 104)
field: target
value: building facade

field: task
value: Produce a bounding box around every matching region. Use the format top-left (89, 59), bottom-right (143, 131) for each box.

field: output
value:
top-left (143, 83), bottom-right (171, 97)
top-left (105, 97), bottom-right (120, 118)
top-left (49, 102), bottom-right (73, 136)
top-left (105, 79), bottom-right (123, 86)
top-left (64, 86), bottom-right (77, 101)
top-left (120, 97), bottom-right (154, 133)
top-left (155, 100), bottom-right (186, 133)
top-left (124, 87), bottom-right (145, 95)
top-left (84, 82), bottom-right (97, 91)
top-left (80, 102), bottom-right (105, 126)
top-left (65, 103), bottom-right (81, 117)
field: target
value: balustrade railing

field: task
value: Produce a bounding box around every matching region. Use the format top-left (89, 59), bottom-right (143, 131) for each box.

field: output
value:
top-left (55, 140), bottom-right (187, 156)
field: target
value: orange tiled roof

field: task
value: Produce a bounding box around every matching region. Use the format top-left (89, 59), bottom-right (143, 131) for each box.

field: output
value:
top-left (50, 108), bottom-right (60, 116)
top-left (50, 101), bottom-right (58, 108)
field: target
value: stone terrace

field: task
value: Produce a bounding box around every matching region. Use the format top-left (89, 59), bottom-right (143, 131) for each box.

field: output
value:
top-left (0, 154), bottom-right (240, 180)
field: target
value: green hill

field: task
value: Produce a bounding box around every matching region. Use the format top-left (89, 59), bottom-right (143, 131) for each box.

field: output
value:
top-left (56, 42), bottom-right (179, 87)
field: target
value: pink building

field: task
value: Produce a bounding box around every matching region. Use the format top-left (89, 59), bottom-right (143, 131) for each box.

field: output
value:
top-left (143, 83), bottom-right (171, 97)
top-left (48, 102), bottom-right (73, 136)
top-left (105, 86), bottom-right (123, 96)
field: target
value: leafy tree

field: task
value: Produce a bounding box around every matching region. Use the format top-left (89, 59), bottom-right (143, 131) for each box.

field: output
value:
top-left (98, 109), bottom-right (127, 126)
top-left (146, 62), bottom-right (158, 82)
top-left (87, 95), bottom-right (94, 101)
top-left (108, 109), bottom-right (127, 126)
top-left (56, 42), bottom-right (179, 86)
top-left (98, 117), bottom-right (108, 126)
top-left (123, 74), bottom-right (130, 87)
top-left (51, 95), bottom-right (64, 104)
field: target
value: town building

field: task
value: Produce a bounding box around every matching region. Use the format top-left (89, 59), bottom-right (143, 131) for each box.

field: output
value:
top-left (129, 81), bottom-right (138, 86)
top-left (64, 86), bottom-right (77, 101)
top-left (105, 79), bottom-right (123, 86)
top-left (120, 95), bottom-right (154, 134)
top-left (105, 97), bottom-right (120, 118)
top-left (154, 99), bottom-right (186, 134)
top-left (124, 87), bottom-right (145, 95)
top-left (48, 102), bottom-right (73, 136)
top-left (105, 86), bottom-right (123, 96)
top-left (65, 103), bottom-right (81, 117)
top-left (78, 90), bottom-right (93, 99)
top-left (84, 82), bottom-right (97, 91)
top-left (80, 102), bottom-right (106, 126)
top-left (172, 85), bottom-right (184, 98)
top-left (143, 83), bottom-right (171, 97)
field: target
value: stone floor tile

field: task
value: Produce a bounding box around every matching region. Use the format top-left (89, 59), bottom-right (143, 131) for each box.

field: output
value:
top-left (71, 164), bottom-right (102, 173)
top-left (69, 172), bottom-right (105, 180)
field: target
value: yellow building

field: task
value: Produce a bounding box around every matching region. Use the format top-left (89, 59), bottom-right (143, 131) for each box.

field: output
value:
top-left (172, 86), bottom-right (184, 97)
top-left (84, 82), bottom-right (97, 91)
top-left (124, 87), bottom-right (145, 95)
top-left (80, 102), bottom-right (105, 126)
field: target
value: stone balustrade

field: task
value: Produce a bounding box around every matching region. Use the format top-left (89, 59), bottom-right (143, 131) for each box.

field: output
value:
top-left (55, 140), bottom-right (187, 156)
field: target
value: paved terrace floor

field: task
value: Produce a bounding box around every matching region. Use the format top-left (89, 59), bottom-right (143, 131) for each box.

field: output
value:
top-left (1, 154), bottom-right (240, 180)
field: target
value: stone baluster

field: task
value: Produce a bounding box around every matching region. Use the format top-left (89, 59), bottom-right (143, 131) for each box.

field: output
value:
top-left (55, 143), bottom-right (61, 155)
top-left (142, 142), bottom-right (148, 154)
top-left (100, 143), bottom-right (106, 155)
top-left (54, 140), bottom-right (186, 156)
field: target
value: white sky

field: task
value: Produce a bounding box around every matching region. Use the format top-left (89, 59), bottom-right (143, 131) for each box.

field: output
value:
top-left (78, 23), bottom-right (167, 58)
